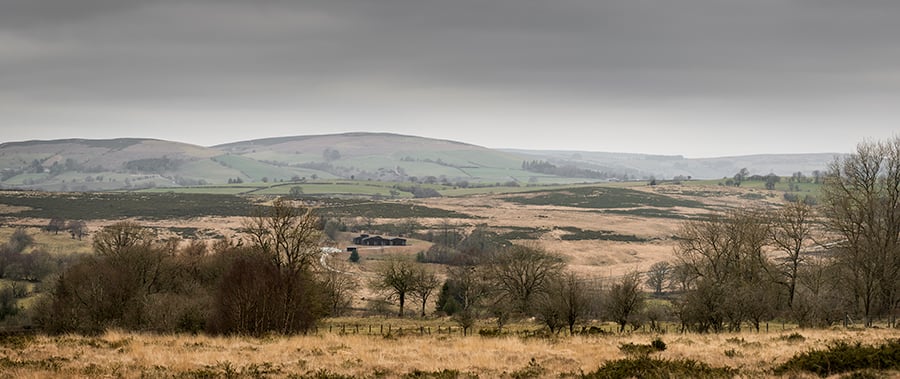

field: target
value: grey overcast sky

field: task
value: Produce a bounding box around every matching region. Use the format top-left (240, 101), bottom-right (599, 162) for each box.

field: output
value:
top-left (1, 0), bottom-right (898, 157)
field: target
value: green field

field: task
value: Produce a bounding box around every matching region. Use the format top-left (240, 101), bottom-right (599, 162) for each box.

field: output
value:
top-left (211, 154), bottom-right (336, 182)
top-left (686, 178), bottom-right (822, 194)
top-left (253, 182), bottom-right (414, 198)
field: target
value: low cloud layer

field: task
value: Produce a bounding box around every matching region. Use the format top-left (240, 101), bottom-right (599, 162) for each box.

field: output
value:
top-left (2, 0), bottom-right (899, 156)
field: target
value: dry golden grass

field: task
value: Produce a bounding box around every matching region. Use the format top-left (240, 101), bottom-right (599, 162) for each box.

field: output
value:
top-left (3, 327), bottom-right (899, 378)
top-left (0, 226), bottom-right (92, 255)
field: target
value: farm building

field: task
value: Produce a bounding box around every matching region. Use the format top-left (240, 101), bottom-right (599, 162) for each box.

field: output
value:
top-left (352, 234), bottom-right (407, 246)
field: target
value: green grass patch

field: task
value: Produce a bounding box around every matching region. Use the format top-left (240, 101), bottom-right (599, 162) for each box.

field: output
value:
top-left (255, 182), bottom-right (415, 198)
top-left (134, 186), bottom-right (256, 195)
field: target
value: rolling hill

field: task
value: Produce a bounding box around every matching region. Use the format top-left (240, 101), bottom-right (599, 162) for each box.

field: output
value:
top-left (0, 133), bottom-right (837, 192)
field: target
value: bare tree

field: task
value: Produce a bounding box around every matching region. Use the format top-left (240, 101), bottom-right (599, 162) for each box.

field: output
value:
top-left (442, 265), bottom-right (491, 335)
top-left (411, 268), bottom-right (440, 317)
top-left (537, 271), bottom-right (593, 334)
top-left (769, 200), bottom-right (816, 308)
top-left (47, 217), bottom-right (66, 234)
top-left (218, 198), bottom-right (328, 334)
top-left (820, 137), bottom-right (900, 325)
top-left (319, 262), bottom-right (358, 316)
top-left (66, 220), bottom-right (88, 240)
top-left (484, 244), bottom-right (565, 315)
top-left (606, 271), bottom-right (645, 332)
top-left (371, 259), bottom-right (419, 317)
top-left (645, 261), bottom-right (672, 295)
top-left (243, 198), bottom-right (322, 275)
top-left (674, 209), bottom-right (775, 332)
top-left (93, 221), bottom-right (154, 258)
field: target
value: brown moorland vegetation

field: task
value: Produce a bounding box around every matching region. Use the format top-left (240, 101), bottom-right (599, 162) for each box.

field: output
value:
top-left (2, 327), bottom-right (899, 378)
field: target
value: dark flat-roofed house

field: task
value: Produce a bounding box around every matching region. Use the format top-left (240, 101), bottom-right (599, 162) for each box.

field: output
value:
top-left (352, 234), bottom-right (407, 246)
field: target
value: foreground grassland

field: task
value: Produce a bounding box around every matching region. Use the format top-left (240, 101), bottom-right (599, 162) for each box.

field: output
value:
top-left (2, 328), bottom-right (898, 378)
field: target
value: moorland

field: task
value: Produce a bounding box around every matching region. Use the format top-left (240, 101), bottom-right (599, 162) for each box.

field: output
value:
top-left (1, 135), bottom-right (899, 378)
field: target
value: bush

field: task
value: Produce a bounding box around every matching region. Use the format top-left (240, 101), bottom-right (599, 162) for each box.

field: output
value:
top-left (774, 339), bottom-right (900, 377)
top-left (478, 328), bottom-right (502, 337)
top-left (583, 357), bottom-right (736, 378)
top-left (619, 338), bottom-right (666, 357)
top-left (780, 332), bottom-right (806, 343)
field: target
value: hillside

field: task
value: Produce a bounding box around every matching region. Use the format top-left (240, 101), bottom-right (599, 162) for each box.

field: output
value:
top-left (506, 149), bottom-right (839, 180)
top-left (0, 138), bottom-right (333, 191)
top-left (215, 132), bottom-right (554, 184)
top-left (0, 133), bottom-right (836, 192)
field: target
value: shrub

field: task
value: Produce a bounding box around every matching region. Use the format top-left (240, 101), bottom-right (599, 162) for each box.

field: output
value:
top-left (780, 332), bottom-right (806, 342)
top-left (510, 358), bottom-right (544, 379)
top-left (404, 369), bottom-right (475, 379)
top-left (619, 338), bottom-right (666, 357)
top-left (478, 328), bottom-right (502, 337)
top-left (650, 337), bottom-right (667, 351)
top-left (774, 339), bottom-right (900, 377)
top-left (584, 357), bottom-right (736, 379)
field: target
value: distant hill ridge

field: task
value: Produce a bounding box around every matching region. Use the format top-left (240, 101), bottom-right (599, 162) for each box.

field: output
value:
top-left (0, 132), bottom-right (837, 191)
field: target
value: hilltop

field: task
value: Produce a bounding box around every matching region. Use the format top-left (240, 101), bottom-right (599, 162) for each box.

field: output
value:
top-left (0, 133), bottom-right (837, 191)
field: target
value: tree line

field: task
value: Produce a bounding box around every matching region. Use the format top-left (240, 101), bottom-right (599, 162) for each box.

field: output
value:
top-left (668, 137), bottom-right (900, 330)
top-left (390, 137), bottom-right (900, 333)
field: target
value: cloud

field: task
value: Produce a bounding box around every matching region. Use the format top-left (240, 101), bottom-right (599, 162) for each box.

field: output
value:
top-left (1, 0), bottom-right (898, 155)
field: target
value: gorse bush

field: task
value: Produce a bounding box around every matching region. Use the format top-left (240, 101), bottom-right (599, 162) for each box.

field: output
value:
top-left (618, 338), bottom-right (666, 357)
top-left (774, 339), bottom-right (900, 377)
top-left (583, 357), bottom-right (736, 379)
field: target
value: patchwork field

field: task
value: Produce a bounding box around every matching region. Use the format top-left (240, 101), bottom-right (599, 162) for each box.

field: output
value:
top-left (0, 181), bottom-right (788, 280)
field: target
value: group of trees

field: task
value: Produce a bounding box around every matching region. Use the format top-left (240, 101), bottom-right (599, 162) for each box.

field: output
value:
top-left (0, 228), bottom-right (86, 323)
top-left (521, 159), bottom-right (624, 180)
top-left (46, 218), bottom-right (88, 239)
top-left (722, 168), bottom-right (782, 189)
top-left (413, 236), bottom-right (645, 335)
top-left (662, 137), bottom-right (900, 331)
top-left (34, 199), bottom-right (356, 335)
